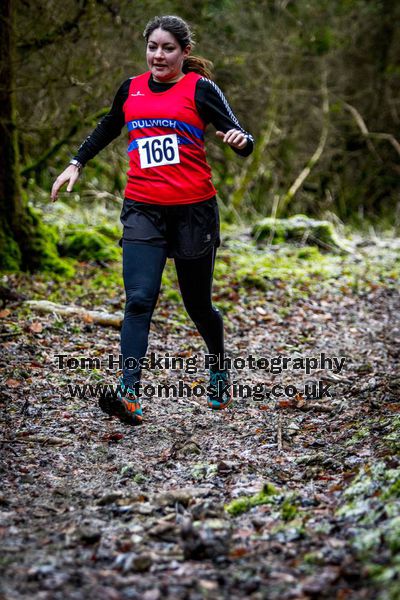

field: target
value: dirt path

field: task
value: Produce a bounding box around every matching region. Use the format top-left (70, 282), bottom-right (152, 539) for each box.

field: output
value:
top-left (1, 261), bottom-right (399, 599)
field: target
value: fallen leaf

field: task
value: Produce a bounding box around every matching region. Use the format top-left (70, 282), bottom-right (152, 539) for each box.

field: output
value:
top-left (30, 360), bottom-right (43, 368)
top-left (0, 309), bottom-right (11, 318)
top-left (295, 393), bottom-right (306, 408)
top-left (29, 321), bottom-right (43, 333)
top-left (230, 546), bottom-right (248, 558)
top-left (6, 378), bottom-right (21, 388)
top-left (102, 432), bottom-right (124, 442)
top-left (277, 399), bottom-right (296, 409)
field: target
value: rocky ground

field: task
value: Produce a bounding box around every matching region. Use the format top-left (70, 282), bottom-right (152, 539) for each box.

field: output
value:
top-left (1, 236), bottom-right (399, 600)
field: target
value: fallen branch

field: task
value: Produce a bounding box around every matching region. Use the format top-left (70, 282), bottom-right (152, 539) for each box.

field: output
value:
top-left (26, 300), bottom-right (195, 332)
top-left (0, 437), bottom-right (71, 446)
top-left (25, 300), bottom-right (123, 328)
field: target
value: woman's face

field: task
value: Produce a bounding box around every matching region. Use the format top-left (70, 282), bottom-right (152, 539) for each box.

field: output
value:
top-left (146, 28), bottom-right (190, 82)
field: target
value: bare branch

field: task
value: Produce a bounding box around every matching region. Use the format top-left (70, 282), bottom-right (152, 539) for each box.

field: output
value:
top-left (17, 1), bottom-right (89, 53)
top-left (278, 69), bottom-right (329, 214)
top-left (343, 102), bottom-right (400, 159)
top-left (21, 107), bottom-right (108, 177)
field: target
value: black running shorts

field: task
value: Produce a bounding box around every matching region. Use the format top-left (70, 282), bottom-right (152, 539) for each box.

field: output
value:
top-left (119, 196), bottom-right (220, 259)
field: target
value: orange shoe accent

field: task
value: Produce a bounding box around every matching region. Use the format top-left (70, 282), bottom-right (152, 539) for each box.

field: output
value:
top-left (123, 399), bottom-right (141, 413)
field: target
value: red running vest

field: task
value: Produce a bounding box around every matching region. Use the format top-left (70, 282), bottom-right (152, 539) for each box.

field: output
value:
top-left (123, 71), bottom-right (217, 205)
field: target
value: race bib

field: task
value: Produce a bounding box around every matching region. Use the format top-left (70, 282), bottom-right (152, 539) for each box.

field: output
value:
top-left (137, 134), bottom-right (180, 169)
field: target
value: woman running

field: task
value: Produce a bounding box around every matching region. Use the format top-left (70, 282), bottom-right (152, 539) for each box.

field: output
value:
top-left (51, 15), bottom-right (254, 425)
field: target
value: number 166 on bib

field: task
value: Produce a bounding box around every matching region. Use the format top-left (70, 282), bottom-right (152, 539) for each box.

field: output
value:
top-left (137, 134), bottom-right (180, 169)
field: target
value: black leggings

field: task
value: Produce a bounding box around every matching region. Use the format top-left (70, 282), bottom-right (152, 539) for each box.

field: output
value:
top-left (120, 242), bottom-right (224, 388)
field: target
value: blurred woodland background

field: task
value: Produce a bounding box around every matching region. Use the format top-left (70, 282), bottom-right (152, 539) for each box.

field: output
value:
top-left (1, 0), bottom-right (400, 271)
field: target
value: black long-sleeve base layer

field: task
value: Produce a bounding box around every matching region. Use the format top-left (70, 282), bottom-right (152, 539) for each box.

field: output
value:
top-left (73, 74), bottom-right (254, 166)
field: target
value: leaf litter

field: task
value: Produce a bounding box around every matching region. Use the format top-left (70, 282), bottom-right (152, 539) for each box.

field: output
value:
top-left (0, 233), bottom-right (399, 599)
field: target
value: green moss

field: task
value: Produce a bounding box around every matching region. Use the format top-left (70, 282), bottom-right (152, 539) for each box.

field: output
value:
top-left (353, 529), bottom-right (382, 558)
top-left (296, 246), bottom-right (322, 260)
top-left (0, 204), bottom-right (73, 275)
top-left (386, 517), bottom-right (400, 553)
top-left (90, 268), bottom-right (123, 289)
top-left (345, 426), bottom-right (370, 446)
top-left (165, 289), bottom-right (181, 303)
top-left (225, 497), bottom-right (252, 516)
top-left (250, 483), bottom-right (277, 507)
top-left (383, 416), bottom-right (400, 452)
top-left (0, 219), bottom-right (22, 270)
top-left (133, 473), bottom-right (147, 484)
top-left (225, 482), bottom-right (278, 516)
top-left (270, 520), bottom-right (306, 539)
top-left (95, 224), bottom-right (121, 241)
top-left (60, 225), bottom-right (121, 262)
top-left (281, 499), bottom-right (299, 521)
top-left (218, 239), bottom-right (346, 295)
top-left (303, 551), bottom-right (324, 565)
top-left (335, 459), bottom-right (400, 593)
top-left (252, 215), bottom-right (350, 253)
top-left (383, 479), bottom-right (400, 500)
top-left (26, 208), bottom-right (74, 275)
top-left (240, 273), bottom-right (268, 290)
top-left (366, 558), bottom-right (400, 600)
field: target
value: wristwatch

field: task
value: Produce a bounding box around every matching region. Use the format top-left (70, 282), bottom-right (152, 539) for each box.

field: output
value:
top-left (69, 159), bottom-right (83, 171)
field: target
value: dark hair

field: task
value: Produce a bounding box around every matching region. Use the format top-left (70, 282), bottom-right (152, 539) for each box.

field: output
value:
top-left (143, 15), bottom-right (213, 79)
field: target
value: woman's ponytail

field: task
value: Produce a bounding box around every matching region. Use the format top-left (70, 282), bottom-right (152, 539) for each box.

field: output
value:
top-left (183, 56), bottom-right (213, 79)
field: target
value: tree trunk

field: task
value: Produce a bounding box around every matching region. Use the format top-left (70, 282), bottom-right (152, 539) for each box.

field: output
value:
top-left (0, 0), bottom-right (64, 272)
top-left (0, 0), bottom-right (23, 269)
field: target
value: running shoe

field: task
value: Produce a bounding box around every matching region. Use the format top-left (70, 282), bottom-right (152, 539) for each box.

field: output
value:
top-left (207, 369), bottom-right (233, 410)
top-left (99, 376), bottom-right (142, 425)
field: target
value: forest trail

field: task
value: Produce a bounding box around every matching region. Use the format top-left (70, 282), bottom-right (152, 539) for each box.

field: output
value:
top-left (1, 249), bottom-right (399, 600)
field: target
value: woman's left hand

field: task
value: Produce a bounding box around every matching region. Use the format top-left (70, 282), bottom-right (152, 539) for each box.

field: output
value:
top-left (216, 129), bottom-right (248, 150)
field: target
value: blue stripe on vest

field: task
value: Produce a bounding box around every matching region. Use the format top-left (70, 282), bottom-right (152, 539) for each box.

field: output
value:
top-left (126, 118), bottom-right (204, 141)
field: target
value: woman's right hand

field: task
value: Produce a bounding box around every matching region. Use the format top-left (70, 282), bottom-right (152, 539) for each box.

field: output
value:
top-left (51, 164), bottom-right (81, 202)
